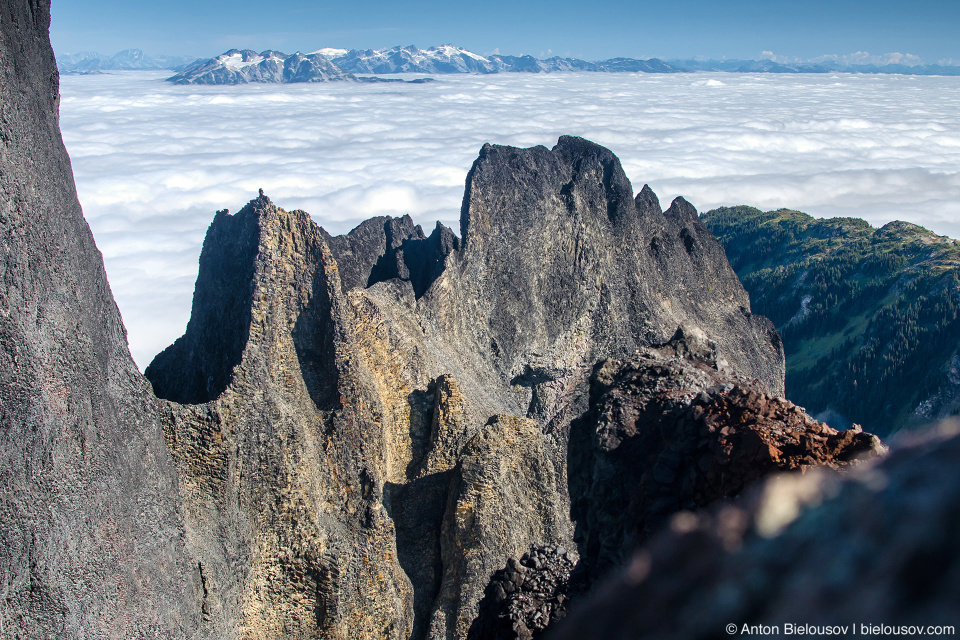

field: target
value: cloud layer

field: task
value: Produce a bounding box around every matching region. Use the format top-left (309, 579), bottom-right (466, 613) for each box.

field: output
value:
top-left (58, 71), bottom-right (960, 368)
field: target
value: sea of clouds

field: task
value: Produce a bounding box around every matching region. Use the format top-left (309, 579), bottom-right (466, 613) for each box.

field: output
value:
top-left (58, 71), bottom-right (960, 369)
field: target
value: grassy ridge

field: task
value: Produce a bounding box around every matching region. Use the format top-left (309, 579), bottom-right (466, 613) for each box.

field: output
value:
top-left (702, 206), bottom-right (960, 436)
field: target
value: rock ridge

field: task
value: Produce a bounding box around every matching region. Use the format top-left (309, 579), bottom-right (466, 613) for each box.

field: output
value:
top-left (142, 133), bottom-right (790, 639)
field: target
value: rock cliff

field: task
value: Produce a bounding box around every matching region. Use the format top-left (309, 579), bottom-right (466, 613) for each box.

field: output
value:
top-left (138, 128), bottom-right (787, 638)
top-left (0, 1), bottom-right (201, 637)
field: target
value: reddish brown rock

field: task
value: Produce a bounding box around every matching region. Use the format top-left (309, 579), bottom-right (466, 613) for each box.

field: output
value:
top-left (569, 337), bottom-right (884, 581)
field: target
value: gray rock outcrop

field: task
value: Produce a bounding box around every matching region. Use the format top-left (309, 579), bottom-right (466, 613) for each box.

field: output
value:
top-left (0, 2), bottom-right (202, 637)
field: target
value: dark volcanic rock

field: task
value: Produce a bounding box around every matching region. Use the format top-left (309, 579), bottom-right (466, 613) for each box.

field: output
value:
top-left (551, 423), bottom-right (960, 640)
top-left (0, 1), bottom-right (202, 637)
top-left (467, 546), bottom-right (583, 640)
top-left (568, 335), bottom-right (883, 582)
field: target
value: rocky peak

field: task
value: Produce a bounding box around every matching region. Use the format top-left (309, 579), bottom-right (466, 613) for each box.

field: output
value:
top-left (449, 136), bottom-right (784, 397)
top-left (634, 183), bottom-right (663, 217)
top-left (146, 200), bottom-right (262, 404)
top-left (3, 3), bottom-right (807, 632)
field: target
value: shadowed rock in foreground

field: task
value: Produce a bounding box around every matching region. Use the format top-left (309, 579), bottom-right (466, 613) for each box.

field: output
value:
top-left (550, 422), bottom-right (960, 640)
top-left (468, 337), bottom-right (884, 640)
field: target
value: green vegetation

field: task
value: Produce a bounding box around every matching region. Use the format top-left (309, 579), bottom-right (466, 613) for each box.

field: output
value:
top-left (702, 206), bottom-right (960, 436)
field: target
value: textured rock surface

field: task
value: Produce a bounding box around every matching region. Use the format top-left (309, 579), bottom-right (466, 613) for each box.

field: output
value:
top-left (142, 132), bottom-right (788, 639)
top-left (0, 1), bottom-right (202, 637)
top-left (467, 546), bottom-right (581, 640)
top-left (568, 337), bottom-right (883, 580)
top-left (153, 197), bottom-right (414, 639)
top-left (428, 415), bottom-right (571, 640)
top-left (551, 423), bottom-right (960, 640)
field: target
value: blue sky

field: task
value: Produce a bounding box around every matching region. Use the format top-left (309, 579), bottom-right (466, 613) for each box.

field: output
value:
top-left (50, 0), bottom-right (960, 63)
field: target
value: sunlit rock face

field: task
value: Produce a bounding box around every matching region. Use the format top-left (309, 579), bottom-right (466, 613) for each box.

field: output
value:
top-left (143, 135), bottom-right (784, 639)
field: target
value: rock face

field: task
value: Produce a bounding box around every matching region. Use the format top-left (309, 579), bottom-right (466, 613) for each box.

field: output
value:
top-left (0, 1), bottom-right (202, 637)
top-left (140, 135), bottom-right (786, 640)
top-left (551, 423), bottom-right (960, 640)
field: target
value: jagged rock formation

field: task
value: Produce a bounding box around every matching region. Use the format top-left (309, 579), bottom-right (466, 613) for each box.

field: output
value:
top-left (4, 2), bottom-right (814, 638)
top-left (551, 422), bottom-right (960, 639)
top-left (140, 134), bottom-right (785, 639)
top-left (0, 2), bottom-right (202, 637)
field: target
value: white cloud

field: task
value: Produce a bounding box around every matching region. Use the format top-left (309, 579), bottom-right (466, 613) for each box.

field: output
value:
top-left (58, 70), bottom-right (960, 369)
top-left (811, 51), bottom-right (925, 66)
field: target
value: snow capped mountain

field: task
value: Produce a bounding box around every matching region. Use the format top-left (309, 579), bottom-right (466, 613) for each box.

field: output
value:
top-left (309, 48), bottom-right (349, 58)
top-left (61, 46), bottom-right (960, 82)
top-left (328, 45), bottom-right (495, 74)
top-left (157, 43), bottom-right (960, 86)
top-left (325, 46), bottom-right (687, 74)
top-left (167, 49), bottom-right (353, 84)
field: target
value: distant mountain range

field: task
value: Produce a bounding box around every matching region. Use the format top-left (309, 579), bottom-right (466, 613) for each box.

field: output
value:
top-left (56, 48), bottom-right (201, 73)
top-left (58, 45), bottom-right (960, 82)
top-left (164, 46), bottom-right (683, 84)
